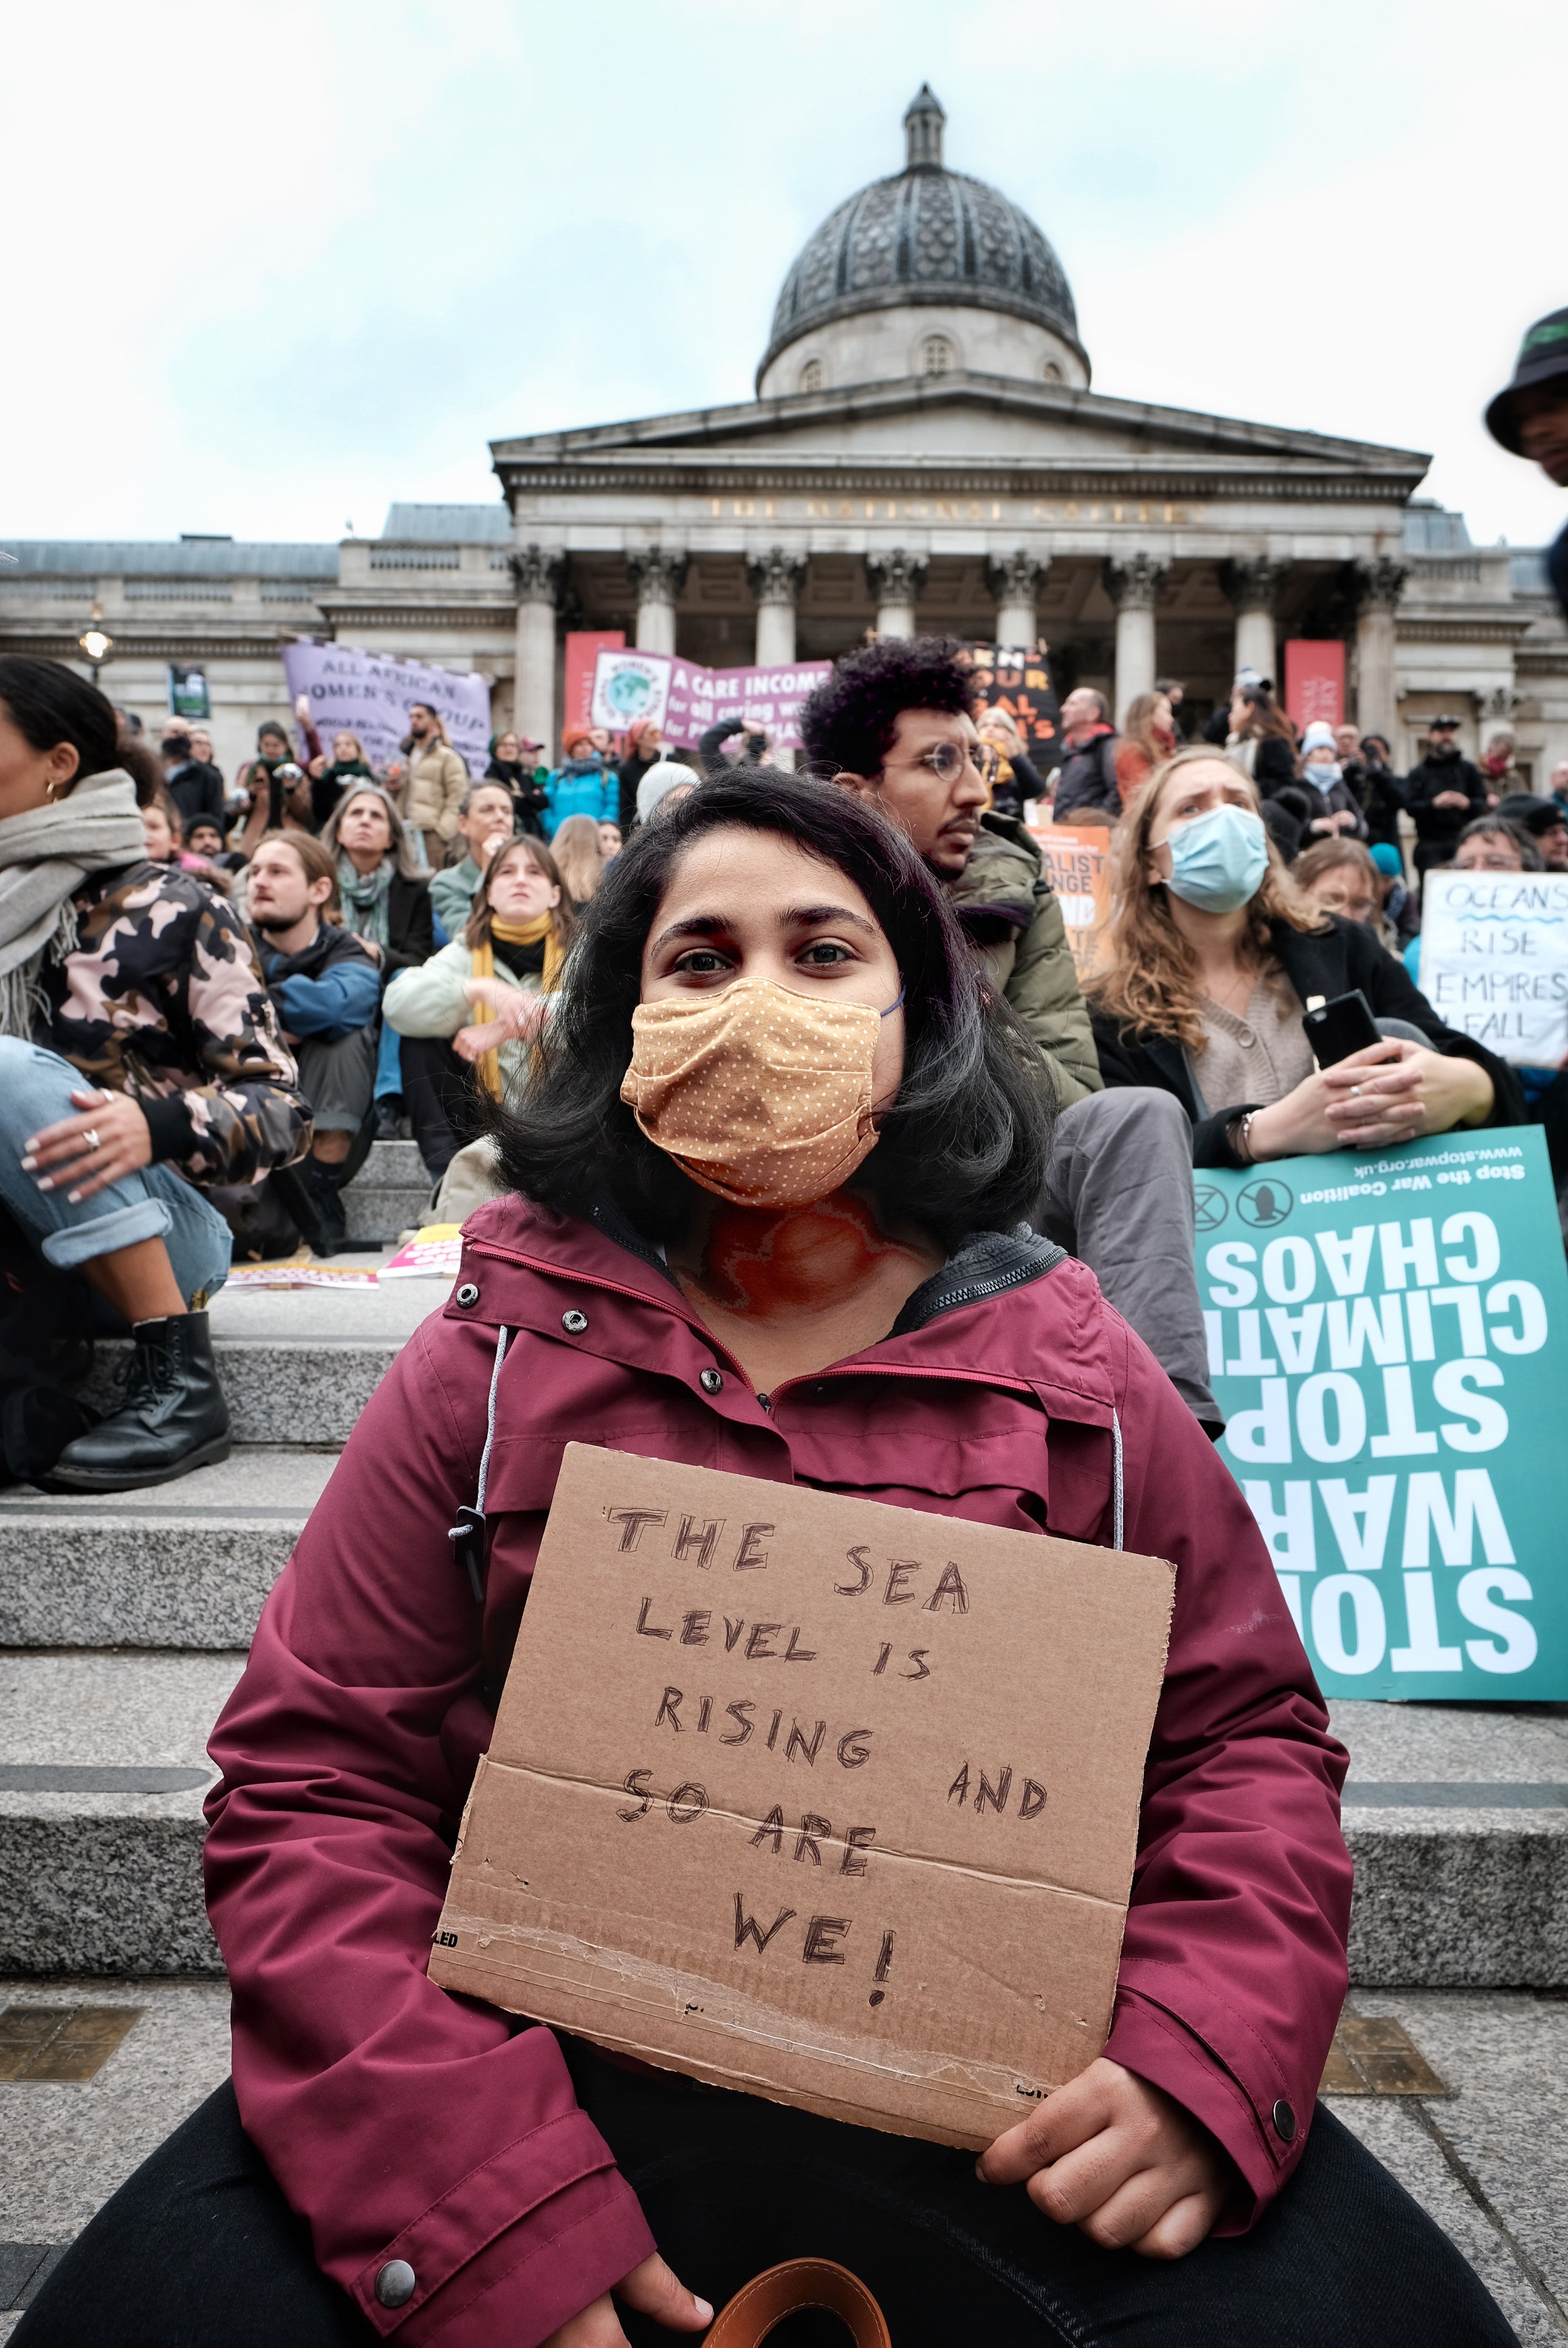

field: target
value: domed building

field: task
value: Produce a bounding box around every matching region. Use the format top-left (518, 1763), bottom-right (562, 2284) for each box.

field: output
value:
top-left (756, 87), bottom-right (1089, 400)
top-left (3, 91), bottom-right (1562, 782)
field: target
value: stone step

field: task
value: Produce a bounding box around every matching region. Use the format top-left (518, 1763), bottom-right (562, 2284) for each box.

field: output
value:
top-left (344, 1183), bottom-right (431, 1243)
top-left (81, 1269), bottom-right (444, 1446)
top-left (0, 1654), bottom-right (241, 1975)
top-left (0, 1451), bottom-right (335, 1650)
top-left (344, 1137), bottom-right (433, 1241)
top-left (2, 1663), bottom-right (1564, 1987)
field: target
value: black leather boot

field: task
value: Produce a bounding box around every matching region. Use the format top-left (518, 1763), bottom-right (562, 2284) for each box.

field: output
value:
top-left (300, 1156), bottom-right (348, 1255)
top-left (46, 1312), bottom-right (231, 1491)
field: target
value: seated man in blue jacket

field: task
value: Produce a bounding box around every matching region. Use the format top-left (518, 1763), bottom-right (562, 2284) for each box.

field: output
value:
top-left (245, 832), bottom-right (381, 1252)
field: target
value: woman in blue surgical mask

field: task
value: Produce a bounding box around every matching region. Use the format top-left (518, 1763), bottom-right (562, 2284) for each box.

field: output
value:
top-left (1089, 748), bottom-right (1521, 1169)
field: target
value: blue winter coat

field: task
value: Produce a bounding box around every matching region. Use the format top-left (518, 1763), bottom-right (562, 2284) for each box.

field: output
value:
top-left (542, 758), bottom-right (615, 837)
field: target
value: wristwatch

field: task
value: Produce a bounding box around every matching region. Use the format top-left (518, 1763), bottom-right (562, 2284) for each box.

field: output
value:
top-left (1227, 1109), bottom-right (1257, 1166)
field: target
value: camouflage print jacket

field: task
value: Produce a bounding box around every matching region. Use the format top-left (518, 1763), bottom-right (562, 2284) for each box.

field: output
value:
top-left (38, 860), bottom-right (312, 1187)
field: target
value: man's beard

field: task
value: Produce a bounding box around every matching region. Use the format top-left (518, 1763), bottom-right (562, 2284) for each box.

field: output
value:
top-left (254, 910), bottom-right (305, 935)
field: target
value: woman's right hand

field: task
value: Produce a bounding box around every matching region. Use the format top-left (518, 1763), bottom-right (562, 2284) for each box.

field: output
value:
top-left (542, 2252), bottom-right (711, 2347)
top-left (1246, 1039), bottom-right (1422, 1160)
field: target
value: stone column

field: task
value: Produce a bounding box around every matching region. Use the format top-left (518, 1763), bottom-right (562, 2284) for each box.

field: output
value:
top-left (508, 544), bottom-right (563, 757)
top-left (985, 549), bottom-right (1050, 650)
top-left (1219, 557), bottom-right (1289, 687)
top-left (1353, 558), bottom-right (1408, 743)
top-left (747, 547), bottom-right (807, 669)
top-left (1103, 554), bottom-right (1168, 723)
top-left (865, 550), bottom-right (927, 639)
top-left (747, 548), bottom-right (808, 769)
top-left (627, 550), bottom-right (688, 655)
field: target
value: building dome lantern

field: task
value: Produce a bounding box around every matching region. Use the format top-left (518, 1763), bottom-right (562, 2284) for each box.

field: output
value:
top-left (757, 87), bottom-right (1089, 399)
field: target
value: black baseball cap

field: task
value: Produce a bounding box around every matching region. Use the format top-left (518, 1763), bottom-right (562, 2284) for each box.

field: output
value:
top-left (1429, 714), bottom-right (1461, 730)
top-left (1486, 308), bottom-right (1568, 454)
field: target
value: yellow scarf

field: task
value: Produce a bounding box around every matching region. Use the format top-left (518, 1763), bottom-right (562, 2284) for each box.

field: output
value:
top-left (469, 914), bottom-right (564, 1099)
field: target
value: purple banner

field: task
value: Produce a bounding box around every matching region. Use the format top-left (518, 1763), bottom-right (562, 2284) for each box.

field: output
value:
top-left (281, 641), bottom-right (491, 782)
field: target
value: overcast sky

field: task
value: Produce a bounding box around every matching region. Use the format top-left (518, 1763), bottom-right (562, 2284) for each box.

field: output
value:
top-left (6, 0), bottom-right (1561, 550)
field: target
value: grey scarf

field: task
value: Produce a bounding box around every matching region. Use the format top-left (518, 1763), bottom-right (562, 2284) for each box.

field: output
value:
top-left (0, 766), bottom-right (148, 1037)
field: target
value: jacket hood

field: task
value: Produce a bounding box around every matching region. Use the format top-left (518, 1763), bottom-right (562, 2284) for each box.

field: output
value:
top-left (943, 810), bottom-right (1044, 933)
top-left (256, 917), bottom-right (376, 985)
top-left (453, 1192), bottom-right (1115, 1430)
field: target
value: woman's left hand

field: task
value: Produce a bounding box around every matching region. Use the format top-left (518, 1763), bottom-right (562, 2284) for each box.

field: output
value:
top-left (460, 976), bottom-right (548, 1040)
top-left (978, 2058), bottom-right (1231, 2258)
top-left (1322, 1039), bottom-right (1493, 1142)
top-left (22, 1087), bottom-right (154, 1203)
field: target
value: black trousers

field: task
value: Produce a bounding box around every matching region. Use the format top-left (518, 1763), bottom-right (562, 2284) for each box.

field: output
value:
top-left (13, 2047), bottom-right (1518, 2347)
top-left (397, 1034), bottom-right (477, 1182)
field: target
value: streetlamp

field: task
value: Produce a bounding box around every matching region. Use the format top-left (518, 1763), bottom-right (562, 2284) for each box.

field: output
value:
top-left (78, 604), bottom-right (114, 690)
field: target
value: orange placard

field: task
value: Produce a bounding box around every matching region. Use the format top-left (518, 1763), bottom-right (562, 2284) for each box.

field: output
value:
top-left (1028, 824), bottom-right (1113, 979)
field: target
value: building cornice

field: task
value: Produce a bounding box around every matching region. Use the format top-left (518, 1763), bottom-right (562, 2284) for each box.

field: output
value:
top-left (495, 453), bottom-right (1421, 506)
top-left (0, 620), bottom-right (320, 661)
top-left (316, 598), bottom-right (515, 631)
top-left (1395, 615), bottom-right (1539, 646)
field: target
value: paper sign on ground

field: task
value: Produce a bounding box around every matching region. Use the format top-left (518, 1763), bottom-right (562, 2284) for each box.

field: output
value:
top-left (430, 1445), bottom-right (1174, 2148)
top-left (281, 642), bottom-right (491, 784)
top-left (1417, 869), bottom-right (1568, 1068)
top-left (590, 650), bottom-right (832, 754)
top-left (379, 1224), bottom-right (463, 1280)
top-left (1198, 1127), bottom-right (1568, 1699)
top-left (1029, 825), bottom-right (1112, 980)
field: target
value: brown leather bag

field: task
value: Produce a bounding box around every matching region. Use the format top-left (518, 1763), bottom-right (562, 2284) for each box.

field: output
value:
top-left (703, 2258), bottom-right (890, 2346)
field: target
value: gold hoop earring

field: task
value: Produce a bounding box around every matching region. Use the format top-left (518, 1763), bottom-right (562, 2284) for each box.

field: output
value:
top-left (45, 779), bottom-right (69, 801)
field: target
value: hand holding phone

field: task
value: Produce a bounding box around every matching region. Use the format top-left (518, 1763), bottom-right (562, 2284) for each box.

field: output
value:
top-left (1302, 990), bottom-right (1381, 1068)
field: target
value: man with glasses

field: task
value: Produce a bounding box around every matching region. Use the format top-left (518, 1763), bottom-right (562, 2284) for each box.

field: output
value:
top-left (802, 636), bottom-right (1221, 1431)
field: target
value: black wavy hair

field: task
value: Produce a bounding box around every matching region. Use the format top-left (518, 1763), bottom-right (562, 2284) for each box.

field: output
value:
top-left (494, 767), bottom-right (1052, 1247)
top-left (0, 656), bottom-right (118, 786)
top-left (797, 635), bottom-right (973, 779)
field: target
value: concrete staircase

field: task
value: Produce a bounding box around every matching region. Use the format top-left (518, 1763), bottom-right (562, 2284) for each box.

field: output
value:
top-left (0, 1227), bottom-right (1564, 1986)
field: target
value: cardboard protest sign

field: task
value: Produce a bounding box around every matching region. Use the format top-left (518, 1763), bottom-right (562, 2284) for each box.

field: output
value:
top-left (1029, 825), bottom-right (1112, 980)
top-left (1417, 869), bottom-right (1568, 1067)
top-left (430, 1445), bottom-right (1175, 2148)
top-left (963, 644), bottom-right (1061, 760)
top-left (590, 650), bottom-right (832, 754)
top-left (1198, 1127), bottom-right (1568, 1700)
top-left (281, 641), bottom-right (491, 782)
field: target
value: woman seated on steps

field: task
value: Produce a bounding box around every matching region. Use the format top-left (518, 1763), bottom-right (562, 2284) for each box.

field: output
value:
top-left (383, 832), bottom-right (573, 1183)
top-left (14, 769), bottom-right (1515, 2348)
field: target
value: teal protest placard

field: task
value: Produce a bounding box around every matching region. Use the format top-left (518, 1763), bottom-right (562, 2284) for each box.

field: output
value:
top-left (1195, 1127), bottom-right (1568, 1700)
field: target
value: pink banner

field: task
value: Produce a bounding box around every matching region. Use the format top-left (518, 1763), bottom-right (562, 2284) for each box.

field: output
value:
top-left (591, 650), bottom-right (831, 753)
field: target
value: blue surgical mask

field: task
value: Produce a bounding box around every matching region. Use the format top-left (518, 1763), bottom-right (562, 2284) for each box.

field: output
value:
top-left (1163, 802), bottom-right (1268, 914)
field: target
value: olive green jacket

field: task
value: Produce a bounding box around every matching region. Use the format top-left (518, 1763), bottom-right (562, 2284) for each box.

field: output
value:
top-left (943, 812), bottom-right (1102, 1107)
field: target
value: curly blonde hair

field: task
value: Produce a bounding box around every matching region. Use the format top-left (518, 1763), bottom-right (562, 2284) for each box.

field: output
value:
top-left (1088, 746), bottom-right (1327, 1049)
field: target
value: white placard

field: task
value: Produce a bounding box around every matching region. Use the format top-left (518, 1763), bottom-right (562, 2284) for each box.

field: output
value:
top-left (1420, 867), bottom-right (1568, 1067)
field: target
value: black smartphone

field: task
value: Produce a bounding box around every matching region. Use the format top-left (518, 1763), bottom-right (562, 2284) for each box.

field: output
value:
top-left (1302, 989), bottom-right (1383, 1068)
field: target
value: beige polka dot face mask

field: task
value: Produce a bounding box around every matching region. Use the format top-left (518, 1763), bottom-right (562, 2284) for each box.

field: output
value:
top-left (620, 974), bottom-right (901, 1208)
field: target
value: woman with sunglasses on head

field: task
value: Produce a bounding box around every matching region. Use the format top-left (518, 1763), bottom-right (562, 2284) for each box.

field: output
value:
top-left (21, 768), bottom-right (1517, 2348)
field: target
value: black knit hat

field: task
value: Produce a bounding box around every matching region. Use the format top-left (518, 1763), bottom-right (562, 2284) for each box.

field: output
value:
top-left (1486, 308), bottom-right (1568, 454)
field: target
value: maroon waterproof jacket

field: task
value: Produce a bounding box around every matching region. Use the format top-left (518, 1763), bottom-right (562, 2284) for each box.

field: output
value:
top-left (204, 1197), bottom-right (1351, 2347)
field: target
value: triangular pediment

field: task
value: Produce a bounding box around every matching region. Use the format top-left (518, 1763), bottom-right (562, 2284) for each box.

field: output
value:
top-left (491, 370), bottom-right (1427, 491)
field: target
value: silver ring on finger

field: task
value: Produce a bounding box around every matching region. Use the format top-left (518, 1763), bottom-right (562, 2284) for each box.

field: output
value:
top-left (82, 1129), bottom-right (100, 1152)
